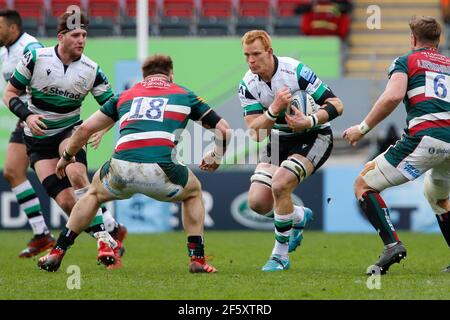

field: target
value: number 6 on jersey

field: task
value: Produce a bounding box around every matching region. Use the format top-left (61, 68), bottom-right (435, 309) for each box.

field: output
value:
top-left (425, 71), bottom-right (450, 102)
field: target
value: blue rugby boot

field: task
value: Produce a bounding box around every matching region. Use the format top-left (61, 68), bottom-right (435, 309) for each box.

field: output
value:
top-left (288, 207), bottom-right (314, 253)
top-left (261, 254), bottom-right (290, 272)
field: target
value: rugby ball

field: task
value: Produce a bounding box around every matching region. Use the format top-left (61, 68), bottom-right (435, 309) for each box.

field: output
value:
top-left (287, 90), bottom-right (319, 116)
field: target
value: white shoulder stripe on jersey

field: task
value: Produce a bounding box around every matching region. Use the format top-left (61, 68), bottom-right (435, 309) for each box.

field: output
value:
top-left (119, 112), bottom-right (130, 125)
top-left (407, 86), bottom-right (425, 99)
top-left (166, 104), bottom-right (191, 114)
top-left (116, 131), bottom-right (175, 145)
top-left (408, 112), bottom-right (450, 128)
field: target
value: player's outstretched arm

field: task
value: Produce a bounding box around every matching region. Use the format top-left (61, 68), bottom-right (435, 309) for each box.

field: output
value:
top-left (343, 73), bottom-right (407, 146)
top-left (200, 117), bottom-right (231, 172)
top-left (88, 121), bottom-right (115, 149)
top-left (56, 111), bottom-right (115, 178)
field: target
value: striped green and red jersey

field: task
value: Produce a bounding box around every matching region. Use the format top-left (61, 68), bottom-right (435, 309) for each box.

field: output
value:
top-left (100, 77), bottom-right (211, 163)
top-left (389, 47), bottom-right (450, 142)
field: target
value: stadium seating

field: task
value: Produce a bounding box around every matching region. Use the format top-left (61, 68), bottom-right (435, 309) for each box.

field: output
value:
top-left (236, 0), bottom-right (271, 36)
top-left (121, 0), bottom-right (158, 36)
top-left (159, 0), bottom-right (196, 36)
top-left (274, 0), bottom-right (308, 35)
top-left (45, 0), bottom-right (83, 36)
top-left (197, 0), bottom-right (233, 36)
top-left (13, 0), bottom-right (45, 36)
top-left (7, 0), bottom-right (352, 37)
top-left (87, 0), bottom-right (120, 36)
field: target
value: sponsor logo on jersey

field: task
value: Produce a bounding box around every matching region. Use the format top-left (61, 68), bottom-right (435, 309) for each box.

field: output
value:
top-left (417, 59), bottom-right (450, 74)
top-left (300, 65), bottom-right (316, 84)
top-left (402, 161), bottom-right (420, 179)
top-left (81, 60), bottom-right (95, 70)
top-left (238, 84), bottom-right (245, 97)
top-left (22, 51), bottom-right (32, 66)
top-left (75, 76), bottom-right (89, 91)
top-left (47, 87), bottom-right (82, 99)
top-left (429, 147), bottom-right (450, 155)
top-left (280, 68), bottom-right (294, 75)
top-left (308, 78), bottom-right (322, 92)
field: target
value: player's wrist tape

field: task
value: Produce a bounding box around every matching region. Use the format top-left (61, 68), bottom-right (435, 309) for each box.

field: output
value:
top-left (322, 102), bottom-right (339, 121)
top-left (265, 106), bottom-right (278, 122)
top-left (264, 111), bottom-right (277, 122)
top-left (9, 97), bottom-right (33, 122)
top-left (214, 137), bottom-right (227, 157)
top-left (62, 150), bottom-right (74, 161)
top-left (358, 121), bottom-right (371, 135)
top-left (308, 114), bottom-right (319, 128)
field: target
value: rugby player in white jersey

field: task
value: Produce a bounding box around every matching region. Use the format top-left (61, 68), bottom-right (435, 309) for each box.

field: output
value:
top-left (0, 9), bottom-right (56, 257)
top-left (239, 30), bottom-right (344, 271)
top-left (3, 11), bottom-right (126, 269)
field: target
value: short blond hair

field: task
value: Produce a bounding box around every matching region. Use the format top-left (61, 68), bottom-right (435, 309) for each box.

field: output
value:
top-left (241, 30), bottom-right (272, 50)
top-left (409, 16), bottom-right (441, 47)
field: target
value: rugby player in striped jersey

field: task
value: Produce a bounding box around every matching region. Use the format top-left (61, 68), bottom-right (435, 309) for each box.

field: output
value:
top-left (344, 16), bottom-right (450, 274)
top-left (38, 54), bottom-right (231, 273)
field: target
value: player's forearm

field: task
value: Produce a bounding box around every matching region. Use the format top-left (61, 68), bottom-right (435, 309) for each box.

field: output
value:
top-left (213, 119), bottom-right (232, 157)
top-left (3, 82), bottom-right (22, 107)
top-left (95, 120), bottom-right (114, 136)
top-left (246, 113), bottom-right (276, 141)
top-left (364, 92), bottom-right (401, 130)
top-left (64, 125), bottom-right (92, 157)
top-left (313, 97), bottom-right (344, 125)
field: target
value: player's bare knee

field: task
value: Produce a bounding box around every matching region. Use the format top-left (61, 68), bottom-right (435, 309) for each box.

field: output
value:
top-left (437, 199), bottom-right (450, 211)
top-left (187, 174), bottom-right (202, 198)
top-left (424, 174), bottom-right (450, 214)
top-left (56, 192), bottom-right (76, 215)
top-left (354, 175), bottom-right (367, 198)
top-left (65, 165), bottom-right (89, 189)
top-left (271, 179), bottom-right (291, 199)
top-left (248, 196), bottom-right (272, 215)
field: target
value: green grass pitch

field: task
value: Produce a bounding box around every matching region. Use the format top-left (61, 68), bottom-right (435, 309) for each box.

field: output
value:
top-left (0, 231), bottom-right (449, 300)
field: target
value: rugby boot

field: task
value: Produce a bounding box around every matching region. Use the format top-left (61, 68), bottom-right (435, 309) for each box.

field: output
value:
top-left (289, 207), bottom-right (314, 253)
top-left (189, 256), bottom-right (217, 273)
top-left (97, 240), bottom-right (116, 267)
top-left (261, 254), bottom-right (290, 272)
top-left (37, 247), bottom-right (65, 272)
top-left (106, 240), bottom-right (123, 270)
top-left (110, 224), bottom-right (127, 257)
top-left (366, 241), bottom-right (407, 275)
top-left (19, 233), bottom-right (56, 258)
